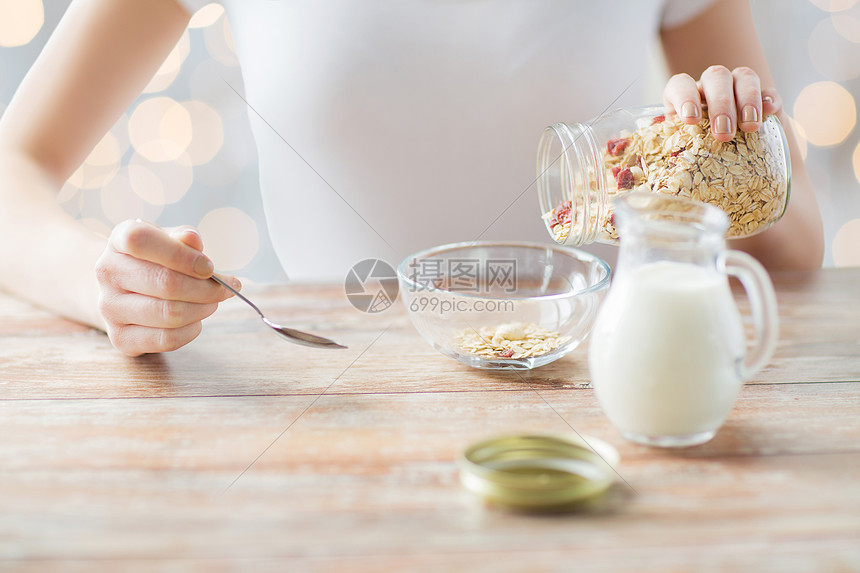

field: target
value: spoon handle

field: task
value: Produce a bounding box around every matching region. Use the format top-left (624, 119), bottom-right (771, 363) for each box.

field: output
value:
top-left (211, 274), bottom-right (264, 319)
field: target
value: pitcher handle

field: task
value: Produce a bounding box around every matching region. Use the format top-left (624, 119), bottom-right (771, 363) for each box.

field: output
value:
top-left (723, 250), bottom-right (779, 379)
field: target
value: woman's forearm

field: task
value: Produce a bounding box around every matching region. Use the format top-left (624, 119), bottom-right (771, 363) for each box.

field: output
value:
top-left (0, 150), bottom-right (106, 329)
top-left (728, 108), bottom-right (824, 270)
top-left (661, 0), bottom-right (824, 270)
top-left (0, 0), bottom-right (192, 331)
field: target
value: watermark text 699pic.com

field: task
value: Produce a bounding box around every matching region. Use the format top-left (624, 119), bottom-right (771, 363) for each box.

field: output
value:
top-left (407, 296), bottom-right (515, 316)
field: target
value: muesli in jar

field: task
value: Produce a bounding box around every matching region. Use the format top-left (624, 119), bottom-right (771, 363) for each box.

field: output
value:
top-left (541, 108), bottom-right (790, 244)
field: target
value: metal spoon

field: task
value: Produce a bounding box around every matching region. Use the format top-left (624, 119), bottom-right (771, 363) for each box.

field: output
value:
top-left (211, 274), bottom-right (347, 349)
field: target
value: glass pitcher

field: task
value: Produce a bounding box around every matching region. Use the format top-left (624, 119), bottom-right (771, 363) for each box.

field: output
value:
top-left (588, 193), bottom-right (779, 448)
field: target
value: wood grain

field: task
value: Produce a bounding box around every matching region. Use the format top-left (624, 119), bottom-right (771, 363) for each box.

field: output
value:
top-left (1, 269), bottom-right (859, 571)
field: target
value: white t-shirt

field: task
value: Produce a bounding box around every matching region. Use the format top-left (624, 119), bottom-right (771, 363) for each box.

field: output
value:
top-left (176, 0), bottom-right (716, 281)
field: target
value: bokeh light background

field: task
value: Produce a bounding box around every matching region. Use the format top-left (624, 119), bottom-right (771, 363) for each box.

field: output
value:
top-left (0, 0), bottom-right (858, 278)
top-left (0, 1), bottom-right (283, 282)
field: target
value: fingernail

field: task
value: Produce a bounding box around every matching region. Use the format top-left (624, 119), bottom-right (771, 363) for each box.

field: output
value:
top-left (713, 114), bottom-right (732, 135)
top-left (194, 256), bottom-right (214, 276)
top-left (681, 101), bottom-right (699, 119)
top-left (741, 105), bottom-right (759, 124)
top-left (763, 95), bottom-right (774, 104)
top-left (232, 277), bottom-right (242, 290)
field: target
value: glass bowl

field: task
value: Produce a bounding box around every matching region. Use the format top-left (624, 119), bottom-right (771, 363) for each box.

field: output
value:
top-left (397, 241), bottom-right (611, 370)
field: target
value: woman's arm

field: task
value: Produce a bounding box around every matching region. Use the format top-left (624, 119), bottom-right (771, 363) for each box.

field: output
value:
top-left (0, 0), bottom-right (235, 354)
top-left (660, 0), bottom-right (824, 270)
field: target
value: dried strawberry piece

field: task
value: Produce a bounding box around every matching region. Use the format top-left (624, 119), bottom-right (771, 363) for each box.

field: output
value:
top-left (606, 137), bottom-right (630, 156)
top-left (497, 349), bottom-right (514, 358)
top-left (651, 114), bottom-right (666, 125)
top-left (611, 165), bottom-right (621, 178)
top-left (615, 167), bottom-right (634, 189)
top-left (551, 200), bottom-right (572, 226)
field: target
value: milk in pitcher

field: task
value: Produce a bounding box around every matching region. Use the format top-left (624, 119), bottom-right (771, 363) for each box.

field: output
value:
top-left (589, 260), bottom-right (746, 443)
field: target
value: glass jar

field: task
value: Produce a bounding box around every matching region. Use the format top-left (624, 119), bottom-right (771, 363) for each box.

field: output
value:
top-left (536, 105), bottom-right (791, 247)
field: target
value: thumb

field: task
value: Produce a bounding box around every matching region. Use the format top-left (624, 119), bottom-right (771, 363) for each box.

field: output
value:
top-left (169, 226), bottom-right (205, 252)
top-left (761, 87), bottom-right (783, 118)
top-left (168, 226), bottom-right (241, 292)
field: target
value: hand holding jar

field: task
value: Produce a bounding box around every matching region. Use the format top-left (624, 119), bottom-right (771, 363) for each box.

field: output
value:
top-left (537, 67), bottom-right (793, 250)
top-left (663, 65), bottom-right (783, 143)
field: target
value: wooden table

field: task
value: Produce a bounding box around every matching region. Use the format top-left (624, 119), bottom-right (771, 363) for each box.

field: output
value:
top-left (1, 268), bottom-right (859, 572)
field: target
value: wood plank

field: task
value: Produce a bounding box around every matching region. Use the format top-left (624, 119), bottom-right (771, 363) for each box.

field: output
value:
top-left (2, 269), bottom-right (859, 402)
top-left (0, 270), bottom-right (858, 571)
top-left (1, 385), bottom-right (858, 563)
top-left (3, 383), bottom-right (856, 473)
top-left (3, 540), bottom-right (860, 573)
top-left (2, 455), bottom-right (858, 567)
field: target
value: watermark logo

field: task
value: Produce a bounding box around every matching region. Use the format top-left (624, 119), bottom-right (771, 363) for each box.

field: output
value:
top-left (345, 258), bottom-right (399, 313)
top-left (404, 258), bottom-right (518, 294)
top-left (403, 258), bottom-right (519, 316)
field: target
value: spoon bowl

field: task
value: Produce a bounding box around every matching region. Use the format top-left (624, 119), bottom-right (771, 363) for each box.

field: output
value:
top-left (212, 275), bottom-right (347, 349)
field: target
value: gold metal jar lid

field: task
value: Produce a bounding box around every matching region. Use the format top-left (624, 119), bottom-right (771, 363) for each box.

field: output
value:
top-left (458, 433), bottom-right (620, 512)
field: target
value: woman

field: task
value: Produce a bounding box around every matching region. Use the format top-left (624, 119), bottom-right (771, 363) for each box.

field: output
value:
top-left (0, 0), bottom-right (823, 355)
